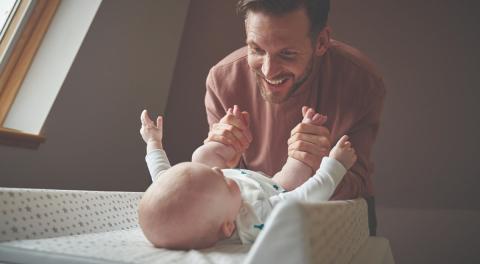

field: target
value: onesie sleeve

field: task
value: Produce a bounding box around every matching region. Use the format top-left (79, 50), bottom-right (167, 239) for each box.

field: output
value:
top-left (269, 157), bottom-right (347, 207)
top-left (145, 149), bottom-right (172, 182)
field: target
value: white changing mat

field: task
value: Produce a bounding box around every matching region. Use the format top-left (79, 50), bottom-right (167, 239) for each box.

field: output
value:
top-left (0, 228), bottom-right (249, 264)
top-left (0, 187), bottom-right (392, 264)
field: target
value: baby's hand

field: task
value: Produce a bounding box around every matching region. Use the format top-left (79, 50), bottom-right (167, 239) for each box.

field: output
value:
top-left (329, 135), bottom-right (357, 170)
top-left (301, 106), bottom-right (327, 126)
top-left (140, 110), bottom-right (163, 149)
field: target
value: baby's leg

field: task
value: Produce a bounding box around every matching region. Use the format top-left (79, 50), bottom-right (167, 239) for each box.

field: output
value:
top-left (192, 141), bottom-right (236, 168)
top-left (193, 106), bottom-right (247, 168)
top-left (272, 108), bottom-right (327, 191)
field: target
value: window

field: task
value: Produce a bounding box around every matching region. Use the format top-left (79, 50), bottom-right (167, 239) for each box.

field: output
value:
top-left (0, 0), bottom-right (19, 42)
top-left (0, 0), bottom-right (60, 149)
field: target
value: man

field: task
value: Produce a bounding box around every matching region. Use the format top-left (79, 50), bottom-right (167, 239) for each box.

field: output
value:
top-left (204, 0), bottom-right (385, 234)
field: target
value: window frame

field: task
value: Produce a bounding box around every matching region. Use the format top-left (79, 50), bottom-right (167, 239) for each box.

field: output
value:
top-left (0, 0), bottom-right (60, 149)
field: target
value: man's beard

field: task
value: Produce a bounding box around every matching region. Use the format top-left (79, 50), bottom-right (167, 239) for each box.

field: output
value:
top-left (256, 55), bottom-right (315, 104)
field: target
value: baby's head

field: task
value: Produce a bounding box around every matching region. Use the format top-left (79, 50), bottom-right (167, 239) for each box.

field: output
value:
top-left (138, 162), bottom-right (242, 249)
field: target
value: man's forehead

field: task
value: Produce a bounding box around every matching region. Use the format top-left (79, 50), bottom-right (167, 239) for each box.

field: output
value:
top-left (244, 9), bottom-right (311, 46)
top-left (245, 28), bottom-right (309, 51)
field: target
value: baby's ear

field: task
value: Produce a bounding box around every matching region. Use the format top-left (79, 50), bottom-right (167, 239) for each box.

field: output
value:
top-left (221, 220), bottom-right (236, 238)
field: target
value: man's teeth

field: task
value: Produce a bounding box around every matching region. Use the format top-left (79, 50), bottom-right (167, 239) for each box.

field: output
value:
top-left (265, 77), bottom-right (287, 85)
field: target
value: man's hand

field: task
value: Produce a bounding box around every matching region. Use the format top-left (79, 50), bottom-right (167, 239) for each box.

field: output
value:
top-left (140, 109), bottom-right (163, 151)
top-left (287, 106), bottom-right (331, 171)
top-left (204, 105), bottom-right (252, 166)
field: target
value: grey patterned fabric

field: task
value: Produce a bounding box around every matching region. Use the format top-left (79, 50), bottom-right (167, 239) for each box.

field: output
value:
top-left (0, 188), bottom-right (142, 242)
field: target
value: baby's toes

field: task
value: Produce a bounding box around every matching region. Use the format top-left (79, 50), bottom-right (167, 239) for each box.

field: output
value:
top-left (305, 108), bottom-right (315, 119)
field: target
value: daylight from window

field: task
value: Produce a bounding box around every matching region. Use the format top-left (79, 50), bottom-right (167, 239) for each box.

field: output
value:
top-left (0, 0), bottom-right (19, 41)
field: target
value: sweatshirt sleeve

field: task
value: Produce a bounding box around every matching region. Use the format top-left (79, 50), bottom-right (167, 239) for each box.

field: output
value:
top-left (269, 157), bottom-right (347, 207)
top-left (332, 76), bottom-right (385, 199)
top-left (205, 68), bottom-right (226, 128)
top-left (145, 149), bottom-right (171, 182)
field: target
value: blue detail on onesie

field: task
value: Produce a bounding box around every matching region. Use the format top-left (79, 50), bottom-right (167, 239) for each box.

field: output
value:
top-left (236, 169), bottom-right (248, 174)
top-left (253, 224), bottom-right (264, 230)
top-left (272, 184), bottom-right (279, 190)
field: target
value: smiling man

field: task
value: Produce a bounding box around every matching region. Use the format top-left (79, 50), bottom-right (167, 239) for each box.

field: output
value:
top-left (204, 0), bottom-right (385, 234)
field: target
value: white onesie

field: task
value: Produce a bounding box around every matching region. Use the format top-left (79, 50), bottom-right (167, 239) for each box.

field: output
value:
top-left (145, 149), bottom-right (346, 244)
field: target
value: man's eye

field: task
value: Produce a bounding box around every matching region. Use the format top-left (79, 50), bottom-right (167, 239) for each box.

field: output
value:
top-left (280, 51), bottom-right (297, 59)
top-left (250, 48), bottom-right (265, 55)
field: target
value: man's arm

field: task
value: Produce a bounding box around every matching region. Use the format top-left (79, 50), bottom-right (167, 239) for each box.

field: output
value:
top-left (331, 118), bottom-right (381, 199)
top-left (332, 82), bottom-right (386, 199)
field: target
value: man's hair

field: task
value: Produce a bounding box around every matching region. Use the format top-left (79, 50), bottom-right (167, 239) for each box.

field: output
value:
top-left (237, 0), bottom-right (330, 38)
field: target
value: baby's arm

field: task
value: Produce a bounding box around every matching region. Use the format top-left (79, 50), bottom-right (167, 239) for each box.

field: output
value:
top-left (270, 135), bottom-right (357, 206)
top-left (192, 105), bottom-right (249, 168)
top-left (272, 107), bottom-right (327, 191)
top-left (140, 110), bottom-right (171, 181)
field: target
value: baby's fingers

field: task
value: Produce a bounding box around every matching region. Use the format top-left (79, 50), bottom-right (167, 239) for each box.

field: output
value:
top-left (233, 105), bottom-right (242, 120)
top-left (305, 108), bottom-right (315, 120)
top-left (141, 110), bottom-right (153, 125)
top-left (302, 106), bottom-right (308, 117)
top-left (311, 114), bottom-right (327, 126)
top-left (156, 116), bottom-right (163, 130)
top-left (336, 135), bottom-right (350, 148)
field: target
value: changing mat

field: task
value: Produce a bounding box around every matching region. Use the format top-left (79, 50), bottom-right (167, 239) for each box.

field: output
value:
top-left (0, 228), bottom-right (249, 264)
top-left (0, 187), bottom-right (384, 264)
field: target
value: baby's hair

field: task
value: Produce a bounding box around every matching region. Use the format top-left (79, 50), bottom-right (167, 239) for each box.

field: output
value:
top-left (139, 163), bottom-right (225, 249)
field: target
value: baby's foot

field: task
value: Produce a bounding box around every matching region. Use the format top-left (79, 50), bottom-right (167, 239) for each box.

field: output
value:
top-left (302, 107), bottom-right (327, 126)
top-left (228, 105), bottom-right (250, 129)
top-left (329, 135), bottom-right (357, 170)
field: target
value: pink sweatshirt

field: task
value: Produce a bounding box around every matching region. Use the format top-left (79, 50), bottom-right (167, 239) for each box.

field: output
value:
top-left (205, 40), bottom-right (385, 199)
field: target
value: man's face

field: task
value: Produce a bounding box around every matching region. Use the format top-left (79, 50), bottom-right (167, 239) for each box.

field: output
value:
top-left (245, 8), bottom-right (317, 104)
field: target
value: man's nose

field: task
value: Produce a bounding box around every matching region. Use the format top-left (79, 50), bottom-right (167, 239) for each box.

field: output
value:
top-left (261, 55), bottom-right (279, 78)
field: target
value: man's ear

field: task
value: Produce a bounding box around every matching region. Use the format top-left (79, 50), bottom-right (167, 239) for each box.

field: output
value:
top-left (314, 26), bottom-right (331, 56)
top-left (221, 220), bottom-right (236, 238)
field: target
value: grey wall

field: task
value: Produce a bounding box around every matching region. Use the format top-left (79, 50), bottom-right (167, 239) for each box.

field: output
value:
top-left (163, 0), bottom-right (244, 163)
top-left (0, 0), bottom-right (189, 191)
top-left (1, 0), bottom-right (479, 263)
top-left (164, 0), bottom-right (480, 263)
top-left (328, 1), bottom-right (480, 263)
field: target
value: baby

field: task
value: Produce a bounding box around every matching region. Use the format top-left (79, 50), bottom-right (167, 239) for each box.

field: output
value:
top-left (138, 107), bottom-right (357, 249)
